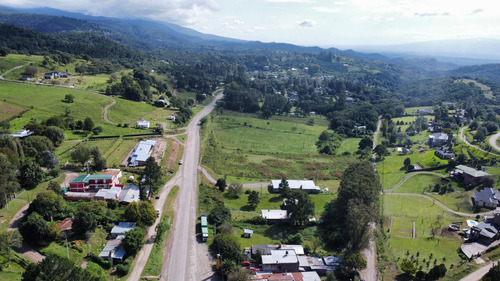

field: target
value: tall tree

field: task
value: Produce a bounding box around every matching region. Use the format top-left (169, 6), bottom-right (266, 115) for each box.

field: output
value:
top-left (83, 117), bottom-right (94, 132)
top-left (71, 145), bottom-right (91, 167)
top-left (72, 211), bottom-right (97, 236)
top-left (284, 190), bottom-right (315, 226)
top-left (22, 253), bottom-right (100, 281)
top-left (143, 156), bottom-right (162, 189)
top-left (30, 191), bottom-right (65, 220)
top-left (247, 190), bottom-right (260, 208)
top-left (0, 230), bottom-right (22, 261)
top-left (215, 178), bottom-right (227, 192)
top-left (123, 228), bottom-right (145, 256)
top-left (0, 154), bottom-right (20, 208)
top-left (138, 201), bottom-right (157, 227)
top-left (19, 161), bottom-right (43, 190)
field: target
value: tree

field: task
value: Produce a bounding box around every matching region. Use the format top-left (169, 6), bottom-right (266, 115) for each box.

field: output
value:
top-left (22, 253), bottom-right (100, 281)
top-left (25, 65), bottom-right (38, 76)
top-left (343, 253), bottom-right (367, 271)
top-left (216, 178), bottom-right (227, 192)
top-left (0, 154), bottom-right (20, 209)
top-left (30, 191), bottom-right (65, 220)
top-left (325, 271), bottom-right (337, 281)
top-left (316, 130), bottom-right (341, 155)
top-left (64, 94), bottom-right (74, 103)
top-left (285, 190), bottom-right (315, 226)
top-left (208, 205), bottom-right (231, 226)
top-left (143, 156), bottom-right (162, 189)
top-left (427, 264), bottom-right (447, 280)
top-left (210, 233), bottom-right (244, 263)
top-left (71, 145), bottom-right (91, 166)
top-left (474, 127), bottom-right (487, 142)
top-left (22, 136), bottom-right (54, 159)
top-left (92, 126), bottom-right (103, 135)
top-left (138, 201), bottom-right (157, 227)
top-left (41, 150), bottom-right (59, 169)
top-left (358, 136), bottom-right (373, 150)
top-left (19, 161), bottom-right (43, 190)
top-left (124, 201), bottom-right (140, 222)
top-left (374, 144), bottom-right (388, 159)
top-left (400, 259), bottom-right (417, 275)
top-left (280, 178), bottom-right (290, 198)
top-left (123, 227), bottom-right (145, 256)
top-left (20, 212), bottom-right (49, 246)
top-left (227, 182), bottom-right (243, 198)
top-left (83, 117), bottom-right (94, 132)
top-left (72, 211), bottom-right (97, 236)
top-left (310, 237), bottom-right (321, 253)
top-left (227, 268), bottom-right (251, 281)
top-left (0, 230), bottom-right (22, 261)
top-left (403, 157), bottom-right (411, 168)
top-left (247, 190), bottom-right (260, 208)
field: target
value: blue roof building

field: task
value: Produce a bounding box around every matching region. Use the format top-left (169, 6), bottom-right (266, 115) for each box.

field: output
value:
top-left (128, 139), bottom-right (156, 166)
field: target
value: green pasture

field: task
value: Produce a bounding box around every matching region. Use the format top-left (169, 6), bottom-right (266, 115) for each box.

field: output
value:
top-left (388, 174), bottom-right (446, 193)
top-left (0, 101), bottom-right (26, 122)
top-left (404, 107), bottom-right (433, 115)
top-left (383, 195), bottom-right (466, 271)
top-left (428, 192), bottom-right (474, 213)
top-left (107, 97), bottom-right (157, 125)
top-left (337, 138), bottom-right (361, 154)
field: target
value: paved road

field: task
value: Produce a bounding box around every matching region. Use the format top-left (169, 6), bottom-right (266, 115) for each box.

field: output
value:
top-left (460, 127), bottom-right (500, 156)
top-left (460, 262), bottom-right (496, 281)
top-left (383, 172), bottom-right (447, 192)
top-left (489, 132), bottom-right (500, 153)
top-left (360, 115), bottom-right (382, 281)
top-left (161, 93), bottom-right (223, 281)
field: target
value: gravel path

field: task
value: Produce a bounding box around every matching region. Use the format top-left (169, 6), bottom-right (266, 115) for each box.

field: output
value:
top-left (460, 127), bottom-right (500, 156)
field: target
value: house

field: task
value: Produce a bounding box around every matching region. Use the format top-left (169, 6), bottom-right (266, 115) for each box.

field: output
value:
top-left (110, 222), bottom-right (136, 238)
top-left (397, 147), bottom-right (409, 155)
top-left (298, 256), bottom-right (339, 275)
top-left (10, 129), bottom-right (33, 138)
top-left (453, 165), bottom-right (493, 187)
top-left (56, 218), bottom-right (73, 236)
top-left (44, 72), bottom-right (60, 79)
top-left (417, 108), bottom-right (431, 115)
top-left (468, 212), bottom-right (500, 243)
top-left (94, 186), bottom-right (122, 201)
top-left (252, 244), bottom-right (304, 256)
top-left (21, 75), bottom-right (32, 81)
top-left (99, 238), bottom-right (126, 263)
top-left (136, 119), bottom-right (150, 128)
top-left (58, 72), bottom-right (72, 78)
top-left (473, 188), bottom-right (500, 209)
top-left (427, 133), bottom-right (449, 147)
top-left (442, 102), bottom-right (458, 109)
top-left (243, 229), bottom-right (253, 238)
top-left (435, 146), bottom-right (456, 159)
top-left (69, 173), bottom-right (120, 192)
top-left (261, 250), bottom-right (299, 272)
top-left (128, 139), bottom-right (156, 167)
top-left (250, 272), bottom-right (321, 281)
top-left (261, 210), bottom-right (289, 223)
top-left (270, 180), bottom-right (321, 194)
top-left (117, 184), bottom-right (149, 204)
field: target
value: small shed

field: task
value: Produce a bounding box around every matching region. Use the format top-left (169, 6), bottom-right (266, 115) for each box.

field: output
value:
top-left (243, 229), bottom-right (253, 238)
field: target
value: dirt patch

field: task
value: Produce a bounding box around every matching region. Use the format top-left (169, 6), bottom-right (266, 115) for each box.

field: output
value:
top-left (151, 138), bottom-right (167, 165)
top-left (166, 140), bottom-right (179, 169)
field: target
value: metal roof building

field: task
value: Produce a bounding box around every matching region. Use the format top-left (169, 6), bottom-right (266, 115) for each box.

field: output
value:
top-left (270, 180), bottom-right (321, 194)
top-left (128, 140), bottom-right (156, 166)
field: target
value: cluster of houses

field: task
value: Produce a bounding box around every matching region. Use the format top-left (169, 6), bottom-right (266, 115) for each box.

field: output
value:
top-left (43, 71), bottom-right (72, 79)
top-left (63, 169), bottom-right (148, 204)
top-left (247, 243), bottom-right (340, 279)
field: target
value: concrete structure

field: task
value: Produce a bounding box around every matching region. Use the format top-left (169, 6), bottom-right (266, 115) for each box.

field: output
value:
top-left (10, 129), bottom-right (33, 138)
top-left (117, 184), bottom-right (149, 204)
top-left (94, 186), bottom-right (122, 201)
top-left (270, 180), bottom-right (321, 194)
top-left (454, 165), bottom-right (493, 187)
top-left (473, 188), bottom-right (500, 209)
top-left (262, 250), bottom-right (299, 273)
top-left (128, 139), bottom-right (156, 167)
top-left (261, 210), bottom-right (289, 223)
top-left (136, 119), bottom-right (150, 128)
top-left (427, 133), bottom-right (449, 147)
top-left (110, 222), bottom-right (136, 239)
top-left (252, 244), bottom-right (304, 256)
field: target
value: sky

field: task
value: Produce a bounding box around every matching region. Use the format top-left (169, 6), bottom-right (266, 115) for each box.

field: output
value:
top-left (3, 0), bottom-right (500, 47)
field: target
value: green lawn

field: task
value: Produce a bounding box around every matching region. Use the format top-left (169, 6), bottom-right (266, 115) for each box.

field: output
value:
top-left (383, 195), bottom-right (466, 271)
top-left (389, 174), bottom-right (446, 193)
top-left (337, 138), bottom-right (361, 154)
top-left (428, 192), bottom-right (474, 213)
top-left (107, 97), bottom-right (157, 125)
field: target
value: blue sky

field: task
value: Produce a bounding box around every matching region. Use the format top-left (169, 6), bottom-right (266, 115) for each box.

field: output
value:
top-left (3, 0), bottom-right (499, 46)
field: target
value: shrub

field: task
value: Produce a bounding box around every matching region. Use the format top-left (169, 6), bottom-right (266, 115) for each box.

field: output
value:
top-left (116, 264), bottom-right (130, 276)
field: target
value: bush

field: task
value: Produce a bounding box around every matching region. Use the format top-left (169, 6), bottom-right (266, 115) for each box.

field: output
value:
top-left (116, 264), bottom-right (130, 276)
top-left (86, 253), bottom-right (111, 269)
top-left (250, 216), bottom-right (267, 225)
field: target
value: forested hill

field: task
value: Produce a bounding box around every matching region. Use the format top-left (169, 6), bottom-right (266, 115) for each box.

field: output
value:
top-left (448, 64), bottom-right (500, 84)
top-left (0, 23), bottom-right (142, 62)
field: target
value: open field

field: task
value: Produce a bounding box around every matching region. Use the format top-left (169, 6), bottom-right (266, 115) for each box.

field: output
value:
top-left (388, 174), bottom-right (447, 193)
top-left (383, 195), bottom-right (466, 271)
top-left (456, 79), bottom-right (494, 99)
top-left (0, 101), bottom-right (26, 122)
top-left (107, 97), bottom-right (157, 125)
top-left (404, 106), bottom-right (433, 115)
top-left (202, 111), bottom-right (356, 182)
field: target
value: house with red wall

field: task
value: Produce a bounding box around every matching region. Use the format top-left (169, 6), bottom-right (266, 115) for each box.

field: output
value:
top-left (69, 173), bottom-right (121, 192)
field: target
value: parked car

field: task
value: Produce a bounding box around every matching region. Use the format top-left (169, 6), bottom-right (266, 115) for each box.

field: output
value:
top-left (156, 209), bottom-right (160, 217)
top-left (242, 261), bottom-right (250, 266)
top-left (179, 160), bottom-right (183, 165)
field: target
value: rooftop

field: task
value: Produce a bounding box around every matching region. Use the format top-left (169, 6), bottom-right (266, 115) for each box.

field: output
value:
top-left (261, 209), bottom-right (288, 220)
top-left (129, 140), bottom-right (156, 163)
top-left (262, 250), bottom-right (298, 265)
top-left (271, 180), bottom-right (320, 192)
top-left (70, 174), bottom-right (114, 183)
top-left (110, 222), bottom-right (136, 235)
top-left (474, 188), bottom-right (500, 205)
top-left (456, 165), bottom-right (492, 178)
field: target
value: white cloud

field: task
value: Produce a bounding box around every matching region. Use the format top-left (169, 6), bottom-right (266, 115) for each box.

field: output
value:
top-left (234, 19), bottom-right (244, 25)
top-left (265, 0), bottom-right (316, 3)
top-left (297, 20), bottom-right (316, 27)
top-left (312, 7), bottom-right (341, 13)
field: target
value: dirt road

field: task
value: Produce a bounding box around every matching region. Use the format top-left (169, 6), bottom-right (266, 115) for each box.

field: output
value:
top-left (460, 262), bottom-right (496, 281)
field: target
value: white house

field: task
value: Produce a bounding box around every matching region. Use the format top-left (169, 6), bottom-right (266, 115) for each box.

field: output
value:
top-left (136, 119), bottom-right (150, 128)
top-left (270, 180), bottom-right (321, 194)
top-left (261, 209), bottom-right (289, 223)
top-left (10, 129), bottom-right (33, 138)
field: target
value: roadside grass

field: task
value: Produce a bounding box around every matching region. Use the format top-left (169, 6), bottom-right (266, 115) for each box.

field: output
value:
top-left (427, 192), bottom-right (474, 213)
top-left (383, 195), bottom-right (466, 271)
top-left (142, 185), bottom-right (179, 277)
top-left (0, 102), bottom-right (26, 121)
top-left (0, 175), bottom-right (64, 230)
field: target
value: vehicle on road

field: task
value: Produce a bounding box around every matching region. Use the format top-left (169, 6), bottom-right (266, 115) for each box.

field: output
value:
top-left (201, 212), bottom-right (208, 242)
top-left (179, 160), bottom-right (183, 165)
top-left (156, 209), bottom-right (160, 217)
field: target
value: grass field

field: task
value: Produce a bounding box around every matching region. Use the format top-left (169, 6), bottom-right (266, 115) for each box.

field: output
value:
top-left (383, 195), bottom-right (466, 271)
top-left (389, 174), bottom-right (446, 193)
top-left (201, 111), bottom-right (356, 182)
top-left (404, 107), bottom-right (433, 115)
top-left (107, 97), bottom-right (157, 125)
top-left (0, 101), bottom-right (26, 122)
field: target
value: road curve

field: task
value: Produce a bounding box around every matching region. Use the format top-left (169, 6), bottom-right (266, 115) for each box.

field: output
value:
top-left (489, 132), bottom-right (500, 153)
top-left (459, 262), bottom-right (496, 281)
top-left (162, 93), bottom-right (223, 281)
top-left (386, 193), bottom-right (495, 217)
top-left (459, 127), bottom-right (500, 156)
top-left (383, 172), bottom-right (447, 192)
